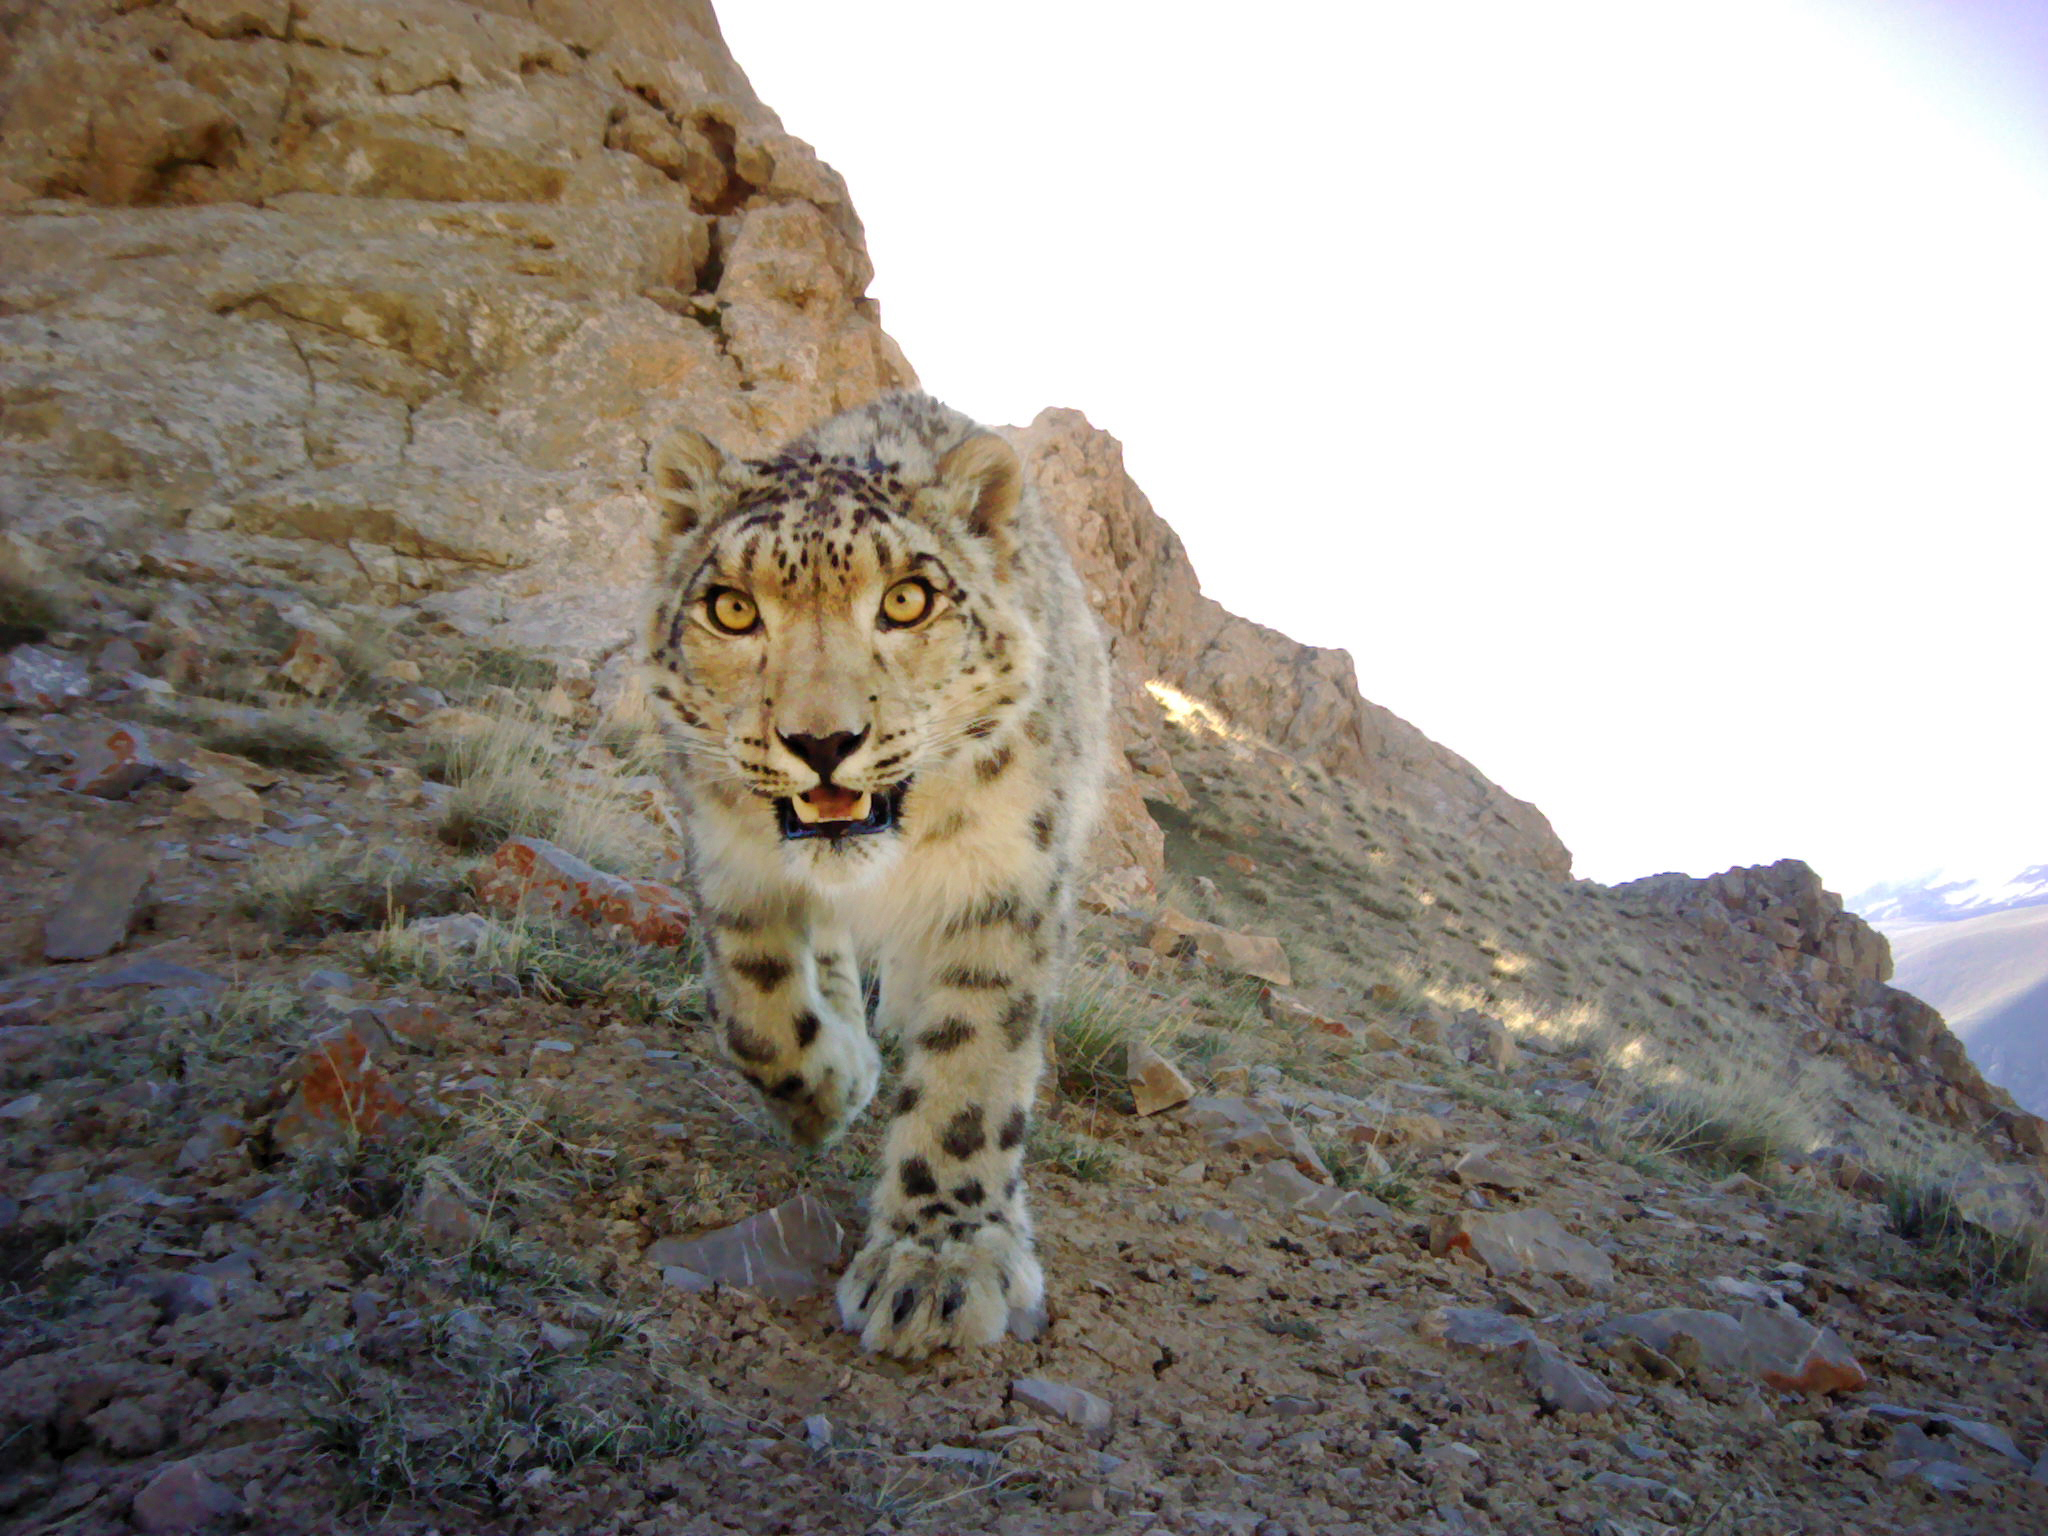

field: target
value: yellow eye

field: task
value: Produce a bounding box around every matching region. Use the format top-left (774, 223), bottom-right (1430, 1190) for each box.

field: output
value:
top-left (880, 578), bottom-right (933, 628)
top-left (707, 588), bottom-right (758, 634)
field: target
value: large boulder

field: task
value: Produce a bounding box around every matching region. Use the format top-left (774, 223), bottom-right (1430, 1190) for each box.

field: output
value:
top-left (0, 0), bottom-right (912, 655)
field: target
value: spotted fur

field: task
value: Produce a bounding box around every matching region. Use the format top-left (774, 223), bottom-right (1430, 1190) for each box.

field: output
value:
top-left (640, 392), bottom-right (1111, 1359)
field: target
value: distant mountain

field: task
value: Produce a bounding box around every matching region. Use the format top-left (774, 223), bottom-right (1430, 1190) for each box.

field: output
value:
top-left (1851, 864), bottom-right (2048, 929)
top-left (1860, 862), bottom-right (2048, 1120)
top-left (1887, 906), bottom-right (2048, 1118)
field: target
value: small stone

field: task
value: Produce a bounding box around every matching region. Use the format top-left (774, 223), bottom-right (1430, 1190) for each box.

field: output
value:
top-left (1128, 1038), bottom-right (1195, 1116)
top-left (1738, 1304), bottom-right (1867, 1395)
top-left (1197, 1209), bottom-right (1251, 1241)
top-left (1434, 1208), bottom-right (1615, 1291)
top-left (1521, 1341), bottom-right (1618, 1414)
top-left (270, 1024), bottom-right (417, 1152)
top-left (43, 839), bottom-right (155, 961)
top-left (60, 723), bottom-right (168, 797)
top-left (1232, 1160), bottom-right (1391, 1223)
top-left (1013, 1377), bottom-right (1112, 1432)
top-left (803, 1414), bottom-right (833, 1451)
top-left (279, 629), bottom-right (347, 695)
top-left (643, 1193), bottom-right (842, 1300)
top-left (475, 835), bottom-right (691, 947)
top-left (1184, 1096), bottom-right (1329, 1178)
top-left (299, 969), bottom-right (360, 997)
top-left (0, 1092), bottom-right (44, 1121)
top-left (662, 1265), bottom-right (714, 1294)
top-left (1448, 1144), bottom-right (1533, 1191)
top-left (0, 645), bottom-right (93, 710)
top-left (132, 1459), bottom-right (243, 1532)
top-left (174, 776), bottom-right (267, 826)
top-left (538, 1321), bottom-right (587, 1352)
top-left (1147, 908), bottom-right (1291, 986)
top-left (1419, 1306), bottom-right (1536, 1354)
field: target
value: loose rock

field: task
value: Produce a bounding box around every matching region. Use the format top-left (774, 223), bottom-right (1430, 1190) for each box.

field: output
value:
top-left (1128, 1039), bottom-right (1195, 1116)
top-left (1434, 1207), bottom-right (1616, 1291)
top-left (132, 1459), bottom-right (243, 1532)
top-left (1013, 1377), bottom-right (1113, 1432)
top-left (43, 838), bottom-right (155, 961)
top-left (475, 835), bottom-right (692, 947)
top-left (643, 1193), bottom-right (842, 1300)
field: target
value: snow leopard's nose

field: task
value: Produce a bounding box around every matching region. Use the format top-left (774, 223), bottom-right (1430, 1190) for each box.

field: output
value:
top-left (779, 727), bottom-right (868, 780)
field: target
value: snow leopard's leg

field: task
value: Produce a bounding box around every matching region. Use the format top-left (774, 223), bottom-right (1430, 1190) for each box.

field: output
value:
top-left (702, 899), bottom-right (877, 1148)
top-left (837, 888), bottom-right (1064, 1357)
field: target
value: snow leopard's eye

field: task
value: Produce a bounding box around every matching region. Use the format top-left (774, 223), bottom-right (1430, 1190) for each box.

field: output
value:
top-left (706, 588), bottom-right (759, 635)
top-left (879, 578), bottom-right (934, 629)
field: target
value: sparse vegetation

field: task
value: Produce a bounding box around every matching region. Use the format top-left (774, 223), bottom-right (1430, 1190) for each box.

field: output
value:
top-left (418, 701), bottom-right (659, 875)
top-left (1884, 1177), bottom-right (2048, 1313)
top-left (0, 566), bottom-right (69, 647)
top-left (1027, 1117), bottom-right (1120, 1182)
top-left (174, 698), bottom-right (373, 773)
top-left (367, 913), bottom-right (701, 1023)
top-left (146, 985), bottom-right (312, 1104)
top-left (239, 843), bottom-right (470, 937)
top-left (303, 1343), bottom-right (698, 1516)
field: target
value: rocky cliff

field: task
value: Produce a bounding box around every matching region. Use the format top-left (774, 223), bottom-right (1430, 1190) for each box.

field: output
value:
top-left (1615, 859), bottom-right (2047, 1162)
top-left (0, 0), bottom-right (1570, 885)
top-left (0, 0), bottom-right (911, 652)
top-left (1014, 410), bottom-right (1571, 881)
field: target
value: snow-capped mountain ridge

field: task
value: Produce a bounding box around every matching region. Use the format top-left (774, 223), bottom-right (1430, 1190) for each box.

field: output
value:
top-left (1851, 863), bottom-right (2048, 931)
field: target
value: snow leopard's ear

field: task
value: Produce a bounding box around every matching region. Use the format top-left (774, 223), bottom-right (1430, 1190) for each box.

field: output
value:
top-left (648, 427), bottom-right (741, 540)
top-left (933, 431), bottom-right (1023, 545)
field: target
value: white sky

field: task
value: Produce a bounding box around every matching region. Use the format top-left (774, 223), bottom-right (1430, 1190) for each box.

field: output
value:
top-left (716, 1), bottom-right (2048, 897)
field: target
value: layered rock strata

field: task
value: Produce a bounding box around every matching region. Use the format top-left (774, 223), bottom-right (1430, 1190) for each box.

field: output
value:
top-left (0, 0), bottom-right (911, 656)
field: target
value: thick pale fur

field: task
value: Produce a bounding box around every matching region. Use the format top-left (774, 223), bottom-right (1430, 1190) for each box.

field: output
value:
top-left (640, 392), bottom-right (1110, 1358)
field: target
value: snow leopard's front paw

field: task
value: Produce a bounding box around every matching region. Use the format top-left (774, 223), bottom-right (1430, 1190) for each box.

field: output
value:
top-left (836, 1219), bottom-right (1043, 1359)
top-left (732, 1015), bottom-right (880, 1149)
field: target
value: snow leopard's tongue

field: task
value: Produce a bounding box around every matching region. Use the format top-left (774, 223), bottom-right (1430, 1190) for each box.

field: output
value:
top-left (794, 786), bottom-right (868, 823)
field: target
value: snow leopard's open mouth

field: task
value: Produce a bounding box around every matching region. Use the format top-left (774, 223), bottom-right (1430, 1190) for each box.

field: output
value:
top-left (776, 782), bottom-right (906, 842)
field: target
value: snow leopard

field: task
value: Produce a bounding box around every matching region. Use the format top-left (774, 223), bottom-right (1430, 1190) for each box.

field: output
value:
top-left (640, 392), bottom-right (1110, 1358)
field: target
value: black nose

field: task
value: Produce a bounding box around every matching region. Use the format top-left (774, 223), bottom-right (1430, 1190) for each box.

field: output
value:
top-left (779, 728), bottom-right (868, 779)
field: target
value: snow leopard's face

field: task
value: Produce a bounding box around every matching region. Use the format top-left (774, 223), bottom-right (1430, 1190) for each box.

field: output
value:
top-left (642, 429), bottom-right (1040, 881)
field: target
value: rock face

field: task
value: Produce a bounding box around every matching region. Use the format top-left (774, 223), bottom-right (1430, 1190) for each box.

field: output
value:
top-left (0, 0), bottom-right (1563, 881)
top-left (1617, 859), bottom-right (2048, 1161)
top-left (0, 0), bottom-right (912, 651)
top-left (1014, 411), bottom-right (1572, 879)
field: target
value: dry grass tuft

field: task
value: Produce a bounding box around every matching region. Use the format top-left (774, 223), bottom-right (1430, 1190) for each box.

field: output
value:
top-left (166, 698), bottom-right (373, 774)
top-left (420, 702), bottom-right (662, 875)
top-left (367, 912), bottom-right (701, 1024)
top-left (0, 567), bottom-right (70, 648)
top-left (240, 843), bottom-right (469, 938)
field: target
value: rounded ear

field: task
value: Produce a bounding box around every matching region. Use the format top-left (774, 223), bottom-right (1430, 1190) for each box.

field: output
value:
top-left (934, 431), bottom-right (1023, 541)
top-left (649, 427), bottom-right (738, 539)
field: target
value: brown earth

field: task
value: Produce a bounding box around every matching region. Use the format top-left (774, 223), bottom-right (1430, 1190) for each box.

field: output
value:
top-left (4, 1), bottom-right (2047, 1532)
top-left (2, 568), bottom-right (2046, 1535)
